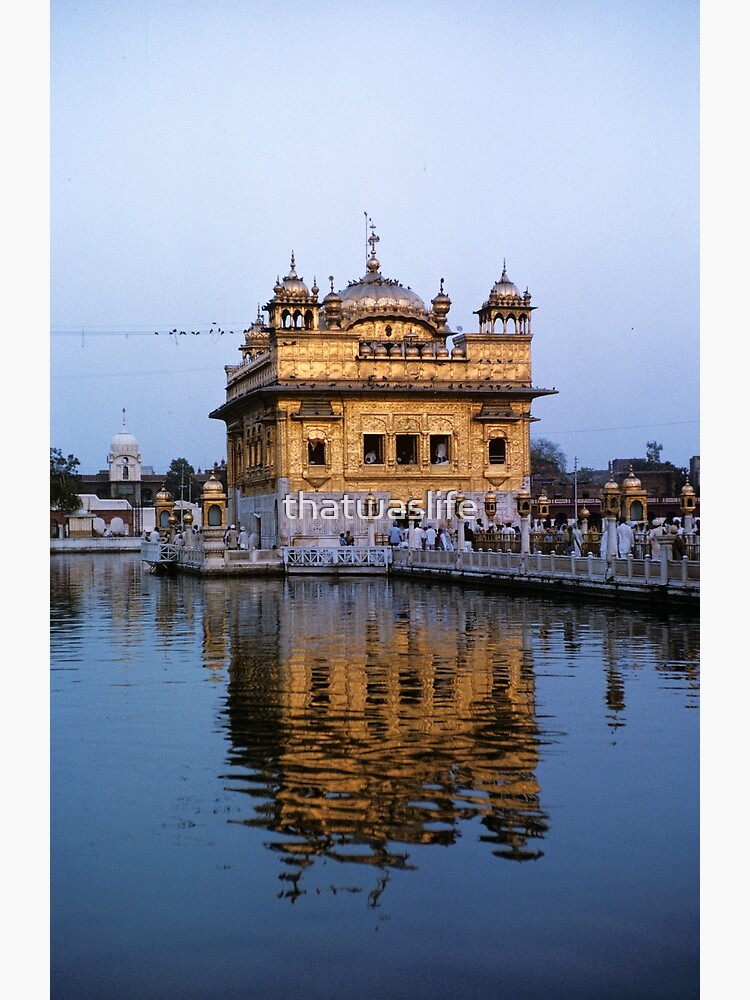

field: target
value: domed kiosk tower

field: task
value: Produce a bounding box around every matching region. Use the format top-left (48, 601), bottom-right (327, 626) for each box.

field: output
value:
top-left (108, 410), bottom-right (143, 530)
top-left (474, 262), bottom-right (534, 336)
top-left (620, 465), bottom-right (647, 524)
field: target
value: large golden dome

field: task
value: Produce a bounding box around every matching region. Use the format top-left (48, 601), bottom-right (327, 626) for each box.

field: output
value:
top-left (338, 255), bottom-right (426, 319)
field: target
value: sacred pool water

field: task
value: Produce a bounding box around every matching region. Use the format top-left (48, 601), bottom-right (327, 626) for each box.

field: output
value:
top-left (51, 554), bottom-right (699, 1000)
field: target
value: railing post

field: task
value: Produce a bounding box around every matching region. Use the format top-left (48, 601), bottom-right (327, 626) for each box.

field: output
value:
top-left (659, 535), bottom-right (675, 585)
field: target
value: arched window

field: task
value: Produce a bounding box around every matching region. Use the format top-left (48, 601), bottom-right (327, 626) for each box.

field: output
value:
top-left (488, 438), bottom-right (506, 465)
top-left (304, 310), bottom-right (314, 330)
top-left (308, 438), bottom-right (326, 466)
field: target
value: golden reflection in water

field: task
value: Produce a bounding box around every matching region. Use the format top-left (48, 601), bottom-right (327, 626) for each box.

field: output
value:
top-left (215, 579), bottom-right (550, 898)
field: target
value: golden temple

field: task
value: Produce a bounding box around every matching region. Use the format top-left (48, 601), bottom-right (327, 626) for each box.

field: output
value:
top-left (210, 228), bottom-right (556, 546)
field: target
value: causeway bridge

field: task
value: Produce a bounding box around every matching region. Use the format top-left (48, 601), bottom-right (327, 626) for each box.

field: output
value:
top-left (140, 538), bottom-right (698, 611)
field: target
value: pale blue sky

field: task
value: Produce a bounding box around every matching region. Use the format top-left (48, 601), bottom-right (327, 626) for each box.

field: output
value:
top-left (49, 0), bottom-right (699, 473)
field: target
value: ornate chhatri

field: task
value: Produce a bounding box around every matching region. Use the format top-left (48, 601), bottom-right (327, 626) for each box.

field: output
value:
top-left (210, 227), bottom-right (556, 546)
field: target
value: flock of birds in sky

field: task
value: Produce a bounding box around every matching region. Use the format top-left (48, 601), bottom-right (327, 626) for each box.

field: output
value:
top-left (155, 323), bottom-right (235, 336)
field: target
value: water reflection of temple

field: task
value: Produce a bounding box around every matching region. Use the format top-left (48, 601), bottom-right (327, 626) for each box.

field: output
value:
top-left (216, 578), bottom-right (549, 894)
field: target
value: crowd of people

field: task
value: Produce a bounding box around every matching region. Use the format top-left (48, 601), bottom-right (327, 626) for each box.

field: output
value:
top-left (146, 514), bottom-right (698, 560)
top-left (223, 523), bottom-right (259, 550)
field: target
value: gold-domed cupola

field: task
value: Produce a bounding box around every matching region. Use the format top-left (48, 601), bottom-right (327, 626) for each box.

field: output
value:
top-left (201, 470), bottom-right (227, 529)
top-left (475, 260), bottom-right (535, 335)
top-left (155, 483), bottom-right (175, 534)
top-left (489, 263), bottom-right (521, 302)
top-left (241, 305), bottom-right (270, 362)
top-left (680, 476), bottom-right (697, 517)
top-left (620, 464), bottom-right (647, 523)
top-left (266, 252), bottom-right (321, 332)
top-left (279, 252), bottom-right (310, 296)
top-left (622, 464), bottom-right (642, 493)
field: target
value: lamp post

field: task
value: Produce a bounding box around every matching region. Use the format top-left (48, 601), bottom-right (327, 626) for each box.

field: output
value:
top-left (407, 497), bottom-right (418, 549)
top-left (535, 491), bottom-right (550, 553)
top-left (579, 505), bottom-right (590, 533)
top-left (155, 484), bottom-right (174, 540)
top-left (364, 492), bottom-right (377, 547)
top-left (455, 492), bottom-right (466, 551)
top-left (601, 470), bottom-right (620, 571)
top-left (200, 471), bottom-right (228, 572)
top-left (516, 488), bottom-right (532, 556)
top-left (680, 476), bottom-right (697, 534)
top-left (537, 490), bottom-right (550, 527)
top-left (484, 492), bottom-right (497, 537)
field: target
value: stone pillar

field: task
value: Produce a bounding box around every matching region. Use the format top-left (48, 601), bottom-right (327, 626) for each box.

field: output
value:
top-left (456, 492), bottom-right (466, 551)
top-left (202, 525), bottom-right (227, 573)
top-left (606, 516), bottom-right (618, 567)
top-left (364, 492), bottom-right (377, 547)
top-left (659, 531), bottom-right (676, 585)
top-left (515, 489), bottom-right (532, 556)
top-left (277, 478), bottom-right (291, 546)
top-left (520, 515), bottom-right (530, 556)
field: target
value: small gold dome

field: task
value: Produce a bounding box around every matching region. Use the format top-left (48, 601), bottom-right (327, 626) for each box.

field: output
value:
top-left (202, 471), bottom-right (224, 494)
top-left (622, 464), bottom-right (643, 493)
top-left (681, 477), bottom-right (696, 497)
top-left (156, 484), bottom-right (172, 502)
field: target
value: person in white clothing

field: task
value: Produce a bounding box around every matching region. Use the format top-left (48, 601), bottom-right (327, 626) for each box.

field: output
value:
top-left (572, 522), bottom-right (584, 555)
top-left (438, 527), bottom-right (454, 551)
top-left (616, 518), bottom-right (634, 557)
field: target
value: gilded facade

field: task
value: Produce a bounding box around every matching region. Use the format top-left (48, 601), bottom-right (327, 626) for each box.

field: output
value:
top-left (210, 231), bottom-right (556, 546)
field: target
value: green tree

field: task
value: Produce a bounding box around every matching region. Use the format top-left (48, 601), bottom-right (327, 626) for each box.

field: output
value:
top-left (530, 438), bottom-right (568, 479)
top-left (643, 441), bottom-right (687, 478)
top-left (645, 441), bottom-right (663, 466)
top-left (164, 457), bottom-right (201, 505)
top-left (50, 448), bottom-right (82, 514)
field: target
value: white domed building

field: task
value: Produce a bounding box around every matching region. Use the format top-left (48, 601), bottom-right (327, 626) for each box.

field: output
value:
top-left (108, 412), bottom-right (143, 506)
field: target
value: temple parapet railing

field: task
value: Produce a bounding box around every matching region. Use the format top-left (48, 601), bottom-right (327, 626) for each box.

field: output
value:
top-left (282, 546), bottom-right (392, 570)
